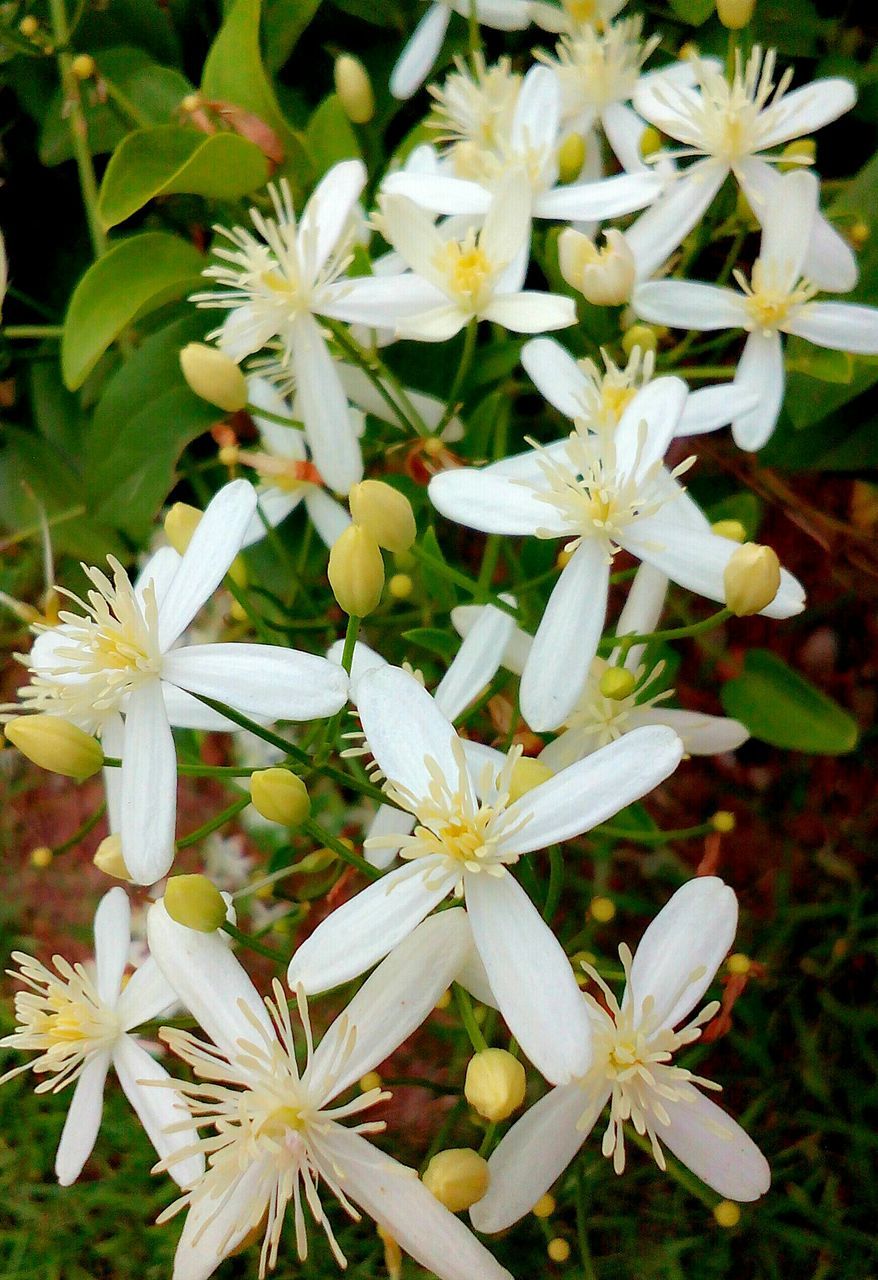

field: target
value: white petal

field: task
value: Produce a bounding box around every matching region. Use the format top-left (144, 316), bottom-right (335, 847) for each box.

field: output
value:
top-left (307, 908), bottom-right (473, 1100)
top-left (380, 195), bottom-right (448, 288)
top-left (324, 274), bottom-right (450, 328)
top-left (536, 171), bottom-right (661, 221)
top-left (157, 480), bottom-right (257, 651)
top-left (146, 901), bottom-right (273, 1067)
top-left (677, 382), bottom-right (758, 437)
top-left (520, 541), bottom-right (609, 732)
top-left (499, 726), bottom-right (683, 855)
top-left (481, 177), bottom-right (532, 277)
top-left (471, 1081), bottom-right (605, 1232)
top-left (659, 1087), bottom-right (770, 1201)
top-left (120, 681), bottom-right (177, 886)
top-left (397, 303), bottom-right (468, 342)
top-left (364, 803), bottom-right (415, 870)
top-left (218, 304), bottom-right (277, 361)
top-left (615, 376), bottom-right (688, 481)
top-left (633, 78), bottom-right (703, 143)
top-left (161, 682), bottom-right (246, 731)
top-left (101, 712), bottom-right (125, 832)
top-left (380, 171), bottom-right (492, 216)
top-left (756, 169), bottom-right (818, 291)
top-left (613, 561), bottom-right (668, 671)
top-left (163, 644), bottom-right (348, 722)
top-left (303, 488), bottom-right (351, 548)
top-left (173, 1158), bottom-right (274, 1280)
top-left (482, 291), bottom-right (575, 333)
top-left (429, 466), bottom-right (568, 536)
top-left (314, 1127), bottom-right (514, 1280)
top-left (513, 66), bottom-right (560, 160)
top-left (55, 1053), bottom-right (109, 1185)
top-left (626, 164), bottom-right (727, 281)
top-left (93, 887), bottom-right (131, 1006)
top-left (435, 604), bottom-right (514, 721)
top-left (731, 330), bottom-right (784, 451)
top-left (452, 604), bottom-right (532, 677)
top-left (246, 377), bottom-right (306, 459)
top-left (757, 79), bottom-right (856, 150)
top-left (292, 315), bottom-right (363, 494)
top-left (134, 546), bottom-right (182, 614)
top-left (786, 301), bottom-right (878, 354)
top-left (116, 956), bottom-right (178, 1029)
top-left (326, 637), bottom-right (388, 702)
top-left (521, 337), bottom-right (590, 420)
top-left (466, 869), bottom-right (592, 1083)
top-left (632, 707), bottom-right (749, 755)
top-left (634, 280), bottom-right (744, 331)
top-left (389, 3), bottom-right (451, 99)
top-left (113, 1035), bottom-right (205, 1188)
top-left (286, 858), bottom-right (458, 994)
top-left (299, 159), bottom-right (367, 278)
top-left (537, 727), bottom-right (594, 772)
top-left (624, 876), bottom-right (738, 1030)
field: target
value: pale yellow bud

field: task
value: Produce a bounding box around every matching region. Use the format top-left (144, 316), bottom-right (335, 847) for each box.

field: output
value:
top-left (19, 15), bottom-right (38, 36)
top-left (713, 1199), bottom-right (742, 1227)
top-left (359, 1070), bottom-right (382, 1092)
top-left (736, 187), bottom-right (758, 227)
top-left (422, 1149), bottom-right (489, 1213)
top-left (164, 502), bottom-right (202, 555)
top-left (328, 525), bottom-right (385, 617)
top-left (30, 846), bottom-right (53, 869)
top-left (622, 323), bottom-right (659, 356)
top-left (388, 572), bottom-right (413, 600)
top-left (508, 757), bottom-right (553, 804)
top-left (727, 952), bottom-right (751, 975)
top-left (349, 480), bottom-right (416, 554)
top-left (640, 125), bottom-right (662, 160)
top-left (599, 667), bottom-right (636, 701)
top-left (229, 599), bottom-right (248, 623)
top-left (465, 1049), bottom-right (526, 1122)
top-left (71, 53), bottom-right (96, 79)
top-left (548, 1238), bottom-right (571, 1262)
top-left (779, 137), bottom-right (816, 172)
top-left (711, 518), bottom-right (747, 543)
top-left (558, 227), bottom-right (635, 307)
top-left (533, 1193), bottom-right (556, 1219)
top-left (179, 343), bottom-right (248, 413)
top-left (334, 54), bottom-right (375, 125)
top-left (93, 835), bottom-right (132, 881)
top-left (712, 809), bottom-right (736, 833)
top-left (5, 715), bottom-right (103, 781)
top-left (164, 874), bottom-right (227, 933)
top-left (723, 542), bottom-right (781, 616)
top-left (218, 444), bottom-right (240, 468)
top-left (557, 132), bottom-right (586, 184)
top-left (716, 0), bottom-right (755, 28)
top-left (590, 895), bottom-right (616, 923)
top-left (250, 768), bottom-right (310, 827)
top-left (850, 221), bottom-right (870, 249)
top-left (181, 93), bottom-right (202, 113)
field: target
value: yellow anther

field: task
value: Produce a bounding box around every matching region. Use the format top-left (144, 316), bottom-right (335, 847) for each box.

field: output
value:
top-left (29, 846), bottom-right (53, 869)
top-left (712, 810), bottom-right (736, 834)
top-left (533, 1192), bottom-right (556, 1218)
top-left (599, 667), bottom-right (636, 701)
top-left (590, 896), bottom-right (616, 923)
top-left (548, 1238), bottom-right (571, 1262)
top-left (713, 1199), bottom-right (742, 1227)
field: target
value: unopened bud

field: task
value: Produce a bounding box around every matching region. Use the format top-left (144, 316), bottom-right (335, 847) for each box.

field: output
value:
top-left (716, 0), bottom-right (755, 28)
top-left (93, 835), bottom-right (132, 881)
top-left (779, 137), bottom-right (816, 172)
top-left (164, 502), bottom-right (202, 554)
top-left (712, 810), bottom-right (736, 833)
top-left (548, 1239), bottom-right (571, 1263)
top-left (727, 951), bottom-right (751, 975)
top-left (508, 757), bottom-right (553, 803)
top-left (678, 40), bottom-right (699, 60)
top-left (164, 874), bottom-right (227, 933)
top-left (557, 132), bottom-right (586, 184)
top-left (850, 220), bottom-right (869, 249)
top-left (181, 92), bottom-right (201, 113)
top-left (422, 1149), bottom-right (489, 1212)
top-left (533, 1193), bottom-right (556, 1218)
top-left (388, 572), bottom-right (413, 599)
top-left (334, 54), bottom-right (375, 125)
top-left (465, 1049), bottom-right (526, 1122)
top-left (19, 14), bottom-right (38, 36)
top-left (328, 525), bottom-right (385, 616)
top-left (30, 846), bottom-right (53, 868)
top-left (180, 343), bottom-right (248, 413)
top-left (558, 227), bottom-right (635, 307)
top-left (556, 548), bottom-right (573, 570)
top-left (590, 895), bottom-right (616, 923)
top-left (218, 443), bottom-right (240, 467)
top-left (5, 715), bottom-right (103, 780)
top-left (622, 323), bottom-right (659, 356)
top-left (359, 1070), bottom-right (382, 1092)
top-left (640, 126), bottom-right (662, 160)
top-left (71, 53), bottom-right (95, 79)
top-left (599, 667), bottom-right (636, 701)
top-left (250, 768), bottom-right (310, 827)
top-left (736, 187), bottom-right (758, 227)
top-left (723, 542), bottom-right (781, 615)
top-left (713, 1199), bottom-right (742, 1227)
top-left (349, 480), bottom-right (416, 553)
top-left (711, 518), bottom-right (747, 543)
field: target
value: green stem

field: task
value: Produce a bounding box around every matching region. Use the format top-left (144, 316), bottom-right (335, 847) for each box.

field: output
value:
top-left (439, 319), bottom-right (478, 433)
top-left (314, 613), bottom-right (360, 764)
top-left (467, 0), bottom-right (482, 55)
top-left (591, 821), bottom-right (715, 844)
top-left (543, 846), bottom-right (564, 922)
top-left (576, 1162), bottom-right (599, 1280)
top-left (325, 321), bottom-right (430, 437)
top-left (616, 608), bottom-right (732, 652)
top-left (244, 402), bottom-right (304, 432)
top-left (301, 818), bottom-right (381, 880)
top-left (667, 364), bottom-right (736, 380)
top-left (176, 795), bottom-right (251, 849)
top-left (222, 921), bottom-right (288, 964)
top-left (409, 544), bottom-right (519, 616)
top-left (454, 984), bottom-right (488, 1053)
top-left (1, 325), bottom-right (64, 340)
top-left (224, 575), bottom-right (277, 645)
top-left (52, 801), bottom-right (107, 855)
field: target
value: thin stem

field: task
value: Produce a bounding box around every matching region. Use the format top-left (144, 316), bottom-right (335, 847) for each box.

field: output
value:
top-left (100, 74), bottom-right (153, 129)
top-left (543, 846), bottom-right (564, 922)
top-left (301, 818), bottom-right (382, 880)
top-left (409, 544), bottom-right (519, 616)
top-left (591, 821), bottom-right (716, 844)
top-left (438, 318), bottom-right (477, 433)
top-left (52, 801), bottom-right (107, 855)
top-left (615, 608), bottom-right (732, 652)
top-left (627, 1129), bottom-right (717, 1208)
top-left (222, 921), bottom-right (288, 964)
top-left (1, 325), bottom-right (64, 340)
top-left (454, 984), bottom-right (489, 1053)
top-left (325, 320), bottom-right (430, 437)
top-left (576, 1162), bottom-right (599, 1280)
top-left (176, 795), bottom-right (251, 849)
top-left (244, 402), bottom-right (304, 432)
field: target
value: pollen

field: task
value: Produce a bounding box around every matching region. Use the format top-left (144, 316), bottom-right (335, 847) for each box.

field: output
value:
top-left (437, 235), bottom-right (494, 309)
top-left (735, 258), bottom-right (817, 335)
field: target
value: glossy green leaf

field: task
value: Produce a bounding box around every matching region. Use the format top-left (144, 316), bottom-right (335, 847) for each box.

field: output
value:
top-left (786, 342), bottom-right (854, 385)
top-left (720, 649), bottom-right (858, 754)
top-left (98, 126), bottom-right (270, 228)
top-left (667, 0), bottom-right (715, 26)
top-left (264, 0), bottom-right (322, 70)
top-left (61, 232), bottom-right (205, 390)
top-left (306, 95), bottom-right (361, 175)
top-left (418, 528), bottom-right (457, 611)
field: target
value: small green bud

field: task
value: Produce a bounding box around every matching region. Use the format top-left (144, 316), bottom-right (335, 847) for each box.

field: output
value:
top-left (164, 875), bottom-right (228, 933)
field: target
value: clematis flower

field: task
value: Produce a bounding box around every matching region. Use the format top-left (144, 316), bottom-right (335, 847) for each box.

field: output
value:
top-left (634, 170), bottom-right (878, 449)
top-left (470, 877), bottom-right (771, 1233)
top-left (288, 666), bottom-right (684, 1084)
top-left (429, 377), bottom-right (804, 729)
top-left (0, 888), bottom-right (204, 1189)
top-left (146, 901), bottom-right (513, 1280)
top-left (530, 0), bottom-right (629, 38)
top-left (628, 47), bottom-right (858, 288)
top-left (390, 0), bottom-right (533, 100)
top-left (193, 161), bottom-right (368, 492)
top-left (16, 480), bottom-right (348, 884)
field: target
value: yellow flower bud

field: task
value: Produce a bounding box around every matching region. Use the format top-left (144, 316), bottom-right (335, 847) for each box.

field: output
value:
top-left (727, 952), bottom-right (751, 975)
top-left (779, 137), bottom-right (816, 172)
top-left (164, 502), bottom-right (202, 555)
top-left (328, 525), bottom-right (385, 617)
top-left (250, 768), bottom-right (311, 827)
top-left (622, 323), bottom-right (659, 356)
top-left (359, 1070), bottom-right (382, 1092)
top-left (5, 715), bottom-right (103, 781)
top-left (723, 542), bottom-right (781, 616)
top-left (533, 1193), bottom-right (556, 1219)
top-left (334, 54), bottom-right (375, 125)
top-left (716, 0), bottom-right (755, 28)
top-left (93, 835), bottom-right (132, 881)
top-left (508, 757), bottom-right (553, 804)
top-left (218, 444), bottom-right (240, 468)
top-left (712, 810), bottom-right (736, 833)
top-left (599, 667), bottom-right (636, 701)
top-left (181, 92), bottom-right (202, 113)
top-left (465, 1049), bottom-right (527, 1122)
top-left (422, 1149), bottom-right (489, 1213)
top-left (179, 343), bottom-right (248, 413)
top-left (850, 221), bottom-right (869, 250)
top-left (349, 480), bottom-right (416, 554)
top-left (711, 518), bottom-right (747, 543)
top-left (423, 436), bottom-right (445, 458)
top-left (736, 187), bottom-right (758, 227)
top-left (640, 126), bottom-right (662, 160)
top-left (558, 227), bottom-right (635, 307)
top-left (19, 15), bottom-right (38, 36)
top-left (388, 572), bottom-right (413, 600)
top-left (557, 132), bottom-right (586, 184)
top-left (590, 895), bottom-right (616, 923)
top-left (29, 846), bottom-right (53, 869)
top-left (229, 598), bottom-right (248, 623)
top-left (164, 874), bottom-right (228, 933)
top-left (713, 1199), bottom-right (742, 1227)
top-left (71, 53), bottom-right (96, 79)
top-left (548, 1238), bottom-right (571, 1262)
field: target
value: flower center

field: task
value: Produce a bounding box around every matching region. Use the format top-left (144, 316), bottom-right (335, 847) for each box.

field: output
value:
top-left (435, 237), bottom-right (494, 309)
top-left (562, 659), bottom-right (671, 752)
top-left (547, 20), bottom-right (659, 113)
top-left (734, 259), bottom-right (817, 335)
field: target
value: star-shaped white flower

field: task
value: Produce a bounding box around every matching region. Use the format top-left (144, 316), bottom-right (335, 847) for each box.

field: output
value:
top-left (0, 888), bottom-right (204, 1189)
top-left (390, 0), bottom-right (533, 100)
top-left (470, 877), bottom-right (770, 1233)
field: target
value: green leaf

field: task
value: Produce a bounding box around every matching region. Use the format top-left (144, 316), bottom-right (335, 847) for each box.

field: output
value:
top-left (706, 492), bottom-right (763, 541)
top-left (786, 342), bottom-right (854, 385)
top-left (401, 628), bottom-right (460, 661)
top-left (264, 0), bottom-right (322, 70)
top-left (61, 232), bottom-right (204, 390)
top-left (98, 126), bottom-right (270, 228)
top-left (667, 0), bottom-right (715, 26)
top-left (305, 95), bottom-right (361, 175)
top-left (720, 650), bottom-right (858, 755)
top-left (418, 528), bottom-right (457, 612)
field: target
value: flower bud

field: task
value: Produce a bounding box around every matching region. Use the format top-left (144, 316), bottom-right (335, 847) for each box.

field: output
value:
top-left (557, 132), bottom-right (586, 184)
top-left (422, 1149), bottom-right (489, 1213)
top-left (711, 518), bottom-right (747, 543)
top-left (164, 502), bottom-right (202, 555)
top-left (5, 715), bottom-right (103, 780)
top-left (164, 874), bottom-right (228, 933)
top-left (30, 846), bottom-right (53, 869)
top-left (179, 343), bottom-right (248, 413)
top-left (71, 53), bottom-right (96, 79)
top-left (533, 1193), bottom-right (556, 1219)
top-left (590, 895), bottom-right (616, 923)
top-left (334, 54), bottom-right (375, 125)
top-left (723, 542), bottom-right (781, 616)
top-left (388, 572), bottom-right (413, 600)
top-left (328, 525), bottom-right (385, 617)
top-left (622, 323), bottom-right (659, 356)
top-left (93, 835), bottom-right (132, 881)
top-left (558, 228), bottom-right (635, 307)
top-left (779, 137), bottom-right (816, 172)
top-left (711, 810), bottom-right (736, 833)
top-left (850, 221), bottom-right (869, 250)
top-left (465, 1049), bottom-right (526, 1122)
top-left (349, 480), bottom-right (416, 553)
top-left (599, 667), bottom-right (636, 701)
top-left (727, 952), bottom-right (751, 975)
top-left (713, 1200), bottom-right (742, 1227)
top-left (548, 1239), bottom-right (571, 1263)
top-left (716, 0), bottom-right (755, 28)
top-left (639, 125), bottom-right (662, 160)
top-left (19, 15), bottom-right (38, 36)
top-left (250, 768), bottom-right (311, 827)
top-left (508, 756), bottom-right (553, 804)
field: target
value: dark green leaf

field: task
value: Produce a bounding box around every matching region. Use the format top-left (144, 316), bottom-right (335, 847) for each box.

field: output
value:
top-left (720, 649), bottom-right (858, 754)
top-left (305, 95), bottom-right (361, 175)
top-left (264, 0), bottom-right (322, 70)
top-left (401, 628), bottom-right (460, 661)
top-left (418, 527), bottom-right (457, 611)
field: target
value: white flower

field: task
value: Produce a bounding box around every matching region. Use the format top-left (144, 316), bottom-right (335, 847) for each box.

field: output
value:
top-left (390, 1), bottom-right (533, 100)
top-left (146, 901), bottom-right (513, 1280)
top-left (17, 481), bottom-right (349, 884)
top-left (0, 888), bottom-right (203, 1189)
top-left (288, 666), bottom-right (684, 1084)
top-left (470, 878), bottom-right (771, 1233)
top-left (634, 170), bottom-right (878, 449)
top-left (629, 47), bottom-right (858, 288)
top-left (530, 0), bottom-right (628, 38)
top-left (429, 377), bottom-right (804, 729)
top-left (193, 162), bottom-right (368, 492)
top-left (332, 177), bottom-right (575, 340)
